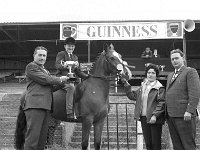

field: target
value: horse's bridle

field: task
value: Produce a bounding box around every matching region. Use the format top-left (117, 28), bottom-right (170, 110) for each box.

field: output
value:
top-left (89, 51), bottom-right (124, 81)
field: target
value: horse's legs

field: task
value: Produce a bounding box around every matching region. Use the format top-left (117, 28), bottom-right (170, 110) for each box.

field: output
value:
top-left (82, 116), bottom-right (93, 150)
top-left (93, 117), bottom-right (106, 150)
top-left (14, 92), bottom-right (26, 150)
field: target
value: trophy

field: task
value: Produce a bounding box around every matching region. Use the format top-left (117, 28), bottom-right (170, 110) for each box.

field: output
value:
top-left (61, 60), bottom-right (76, 80)
top-left (160, 65), bottom-right (165, 72)
top-left (145, 63), bottom-right (150, 67)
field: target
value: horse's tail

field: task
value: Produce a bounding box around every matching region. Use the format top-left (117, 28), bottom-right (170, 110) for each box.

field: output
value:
top-left (14, 92), bottom-right (26, 150)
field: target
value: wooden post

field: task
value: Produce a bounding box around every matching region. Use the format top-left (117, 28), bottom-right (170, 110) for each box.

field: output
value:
top-left (115, 77), bottom-right (118, 93)
top-left (88, 134), bottom-right (90, 150)
top-left (137, 121), bottom-right (143, 150)
top-left (183, 30), bottom-right (187, 66)
top-left (88, 40), bottom-right (91, 63)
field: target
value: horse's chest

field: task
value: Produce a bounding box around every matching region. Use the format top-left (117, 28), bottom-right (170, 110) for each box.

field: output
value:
top-left (85, 81), bottom-right (109, 94)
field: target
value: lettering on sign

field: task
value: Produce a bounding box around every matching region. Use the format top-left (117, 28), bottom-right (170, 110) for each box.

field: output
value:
top-left (60, 22), bottom-right (183, 40)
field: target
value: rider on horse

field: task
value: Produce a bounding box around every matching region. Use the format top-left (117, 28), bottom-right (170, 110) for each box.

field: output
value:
top-left (55, 37), bottom-right (89, 120)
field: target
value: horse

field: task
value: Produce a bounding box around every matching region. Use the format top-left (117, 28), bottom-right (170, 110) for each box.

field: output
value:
top-left (14, 43), bottom-right (132, 150)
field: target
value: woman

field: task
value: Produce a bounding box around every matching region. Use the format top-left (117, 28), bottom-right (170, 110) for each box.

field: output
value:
top-left (122, 63), bottom-right (165, 150)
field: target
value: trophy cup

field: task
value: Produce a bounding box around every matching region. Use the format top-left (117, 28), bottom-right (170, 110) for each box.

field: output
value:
top-left (160, 65), bottom-right (165, 72)
top-left (61, 60), bottom-right (76, 81)
top-left (145, 63), bottom-right (150, 67)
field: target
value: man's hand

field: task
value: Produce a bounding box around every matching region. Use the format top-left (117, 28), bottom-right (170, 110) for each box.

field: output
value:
top-left (60, 76), bottom-right (69, 83)
top-left (184, 112), bottom-right (192, 121)
top-left (74, 61), bottom-right (79, 68)
top-left (149, 115), bottom-right (156, 124)
top-left (120, 77), bottom-right (127, 84)
top-left (61, 60), bottom-right (68, 68)
top-left (63, 62), bottom-right (69, 68)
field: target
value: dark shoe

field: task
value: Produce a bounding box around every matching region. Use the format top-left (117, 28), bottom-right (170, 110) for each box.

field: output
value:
top-left (66, 113), bottom-right (74, 119)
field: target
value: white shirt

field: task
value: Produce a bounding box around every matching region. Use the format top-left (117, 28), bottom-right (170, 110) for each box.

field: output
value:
top-left (141, 80), bottom-right (157, 116)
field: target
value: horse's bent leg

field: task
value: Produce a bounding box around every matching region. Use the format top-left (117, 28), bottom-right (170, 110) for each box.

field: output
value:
top-left (82, 116), bottom-right (93, 150)
top-left (93, 117), bottom-right (106, 150)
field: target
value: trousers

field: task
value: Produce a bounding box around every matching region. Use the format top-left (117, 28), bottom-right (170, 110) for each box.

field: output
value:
top-left (167, 116), bottom-right (196, 150)
top-left (140, 116), bottom-right (163, 150)
top-left (63, 83), bottom-right (75, 114)
top-left (24, 109), bottom-right (50, 150)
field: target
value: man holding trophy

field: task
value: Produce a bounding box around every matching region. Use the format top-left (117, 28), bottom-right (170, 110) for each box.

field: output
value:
top-left (55, 37), bottom-right (89, 119)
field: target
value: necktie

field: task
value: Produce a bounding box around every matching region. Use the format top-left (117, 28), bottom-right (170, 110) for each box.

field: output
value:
top-left (171, 70), bottom-right (178, 82)
top-left (42, 66), bottom-right (49, 74)
top-left (69, 53), bottom-right (72, 60)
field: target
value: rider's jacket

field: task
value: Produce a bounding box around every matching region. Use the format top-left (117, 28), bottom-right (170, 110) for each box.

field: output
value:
top-left (55, 51), bottom-right (89, 80)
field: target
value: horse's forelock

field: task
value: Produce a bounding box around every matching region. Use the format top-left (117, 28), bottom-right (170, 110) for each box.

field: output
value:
top-left (102, 50), bottom-right (106, 55)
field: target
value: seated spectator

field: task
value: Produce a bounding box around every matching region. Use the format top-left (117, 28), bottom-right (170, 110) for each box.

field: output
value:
top-left (141, 47), bottom-right (152, 59)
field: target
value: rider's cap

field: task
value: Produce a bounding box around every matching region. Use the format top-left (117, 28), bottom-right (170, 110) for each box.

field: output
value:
top-left (65, 37), bottom-right (76, 45)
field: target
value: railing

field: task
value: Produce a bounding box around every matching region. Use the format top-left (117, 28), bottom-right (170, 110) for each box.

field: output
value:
top-left (104, 102), bottom-right (136, 150)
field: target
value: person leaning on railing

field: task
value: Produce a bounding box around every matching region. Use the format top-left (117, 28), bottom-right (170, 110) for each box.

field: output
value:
top-left (141, 47), bottom-right (153, 59)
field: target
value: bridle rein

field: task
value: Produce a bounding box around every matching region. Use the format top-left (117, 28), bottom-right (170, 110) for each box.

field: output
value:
top-left (88, 51), bottom-right (125, 81)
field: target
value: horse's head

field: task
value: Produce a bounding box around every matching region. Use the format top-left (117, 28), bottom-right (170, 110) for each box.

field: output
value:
top-left (102, 42), bottom-right (132, 80)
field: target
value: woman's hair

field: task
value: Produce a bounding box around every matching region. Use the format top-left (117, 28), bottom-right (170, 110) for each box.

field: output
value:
top-left (145, 63), bottom-right (159, 77)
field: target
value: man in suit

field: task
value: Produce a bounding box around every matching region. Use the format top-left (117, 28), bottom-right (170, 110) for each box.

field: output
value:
top-left (165, 49), bottom-right (200, 150)
top-left (55, 37), bottom-right (88, 119)
top-left (23, 46), bottom-right (69, 150)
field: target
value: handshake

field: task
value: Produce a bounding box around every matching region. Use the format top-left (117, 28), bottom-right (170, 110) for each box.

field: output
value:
top-left (59, 76), bottom-right (70, 83)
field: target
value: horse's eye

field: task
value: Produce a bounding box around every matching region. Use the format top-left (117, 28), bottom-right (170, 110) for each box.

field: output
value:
top-left (110, 57), bottom-right (115, 61)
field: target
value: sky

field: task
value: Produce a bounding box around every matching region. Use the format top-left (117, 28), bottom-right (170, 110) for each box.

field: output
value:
top-left (0, 0), bottom-right (199, 23)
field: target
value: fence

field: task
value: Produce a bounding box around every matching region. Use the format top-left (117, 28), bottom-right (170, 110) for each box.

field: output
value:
top-left (0, 93), bottom-right (199, 150)
top-left (45, 102), bottom-right (173, 150)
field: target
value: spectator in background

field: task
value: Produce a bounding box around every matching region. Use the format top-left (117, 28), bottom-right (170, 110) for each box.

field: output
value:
top-left (121, 63), bottom-right (165, 150)
top-left (141, 47), bottom-right (153, 59)
top-left (165, 49), bottom-right (200, 150)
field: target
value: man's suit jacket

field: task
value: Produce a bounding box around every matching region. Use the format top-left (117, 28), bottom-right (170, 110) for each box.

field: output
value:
top-left (24, 61), bottom-right (63, 111)
top-left (166, 66), bottom-right (200, 117)
top-left (55, 51), bottom-right (78, 76)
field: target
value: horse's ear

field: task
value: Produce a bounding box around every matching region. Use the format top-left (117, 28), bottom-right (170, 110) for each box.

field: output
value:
top-left (110, 43), bottom-right (114, 50)
top-left (103, 42), bottom-right (114, 53)
top-left (103, 43), bottom-right (109, 53)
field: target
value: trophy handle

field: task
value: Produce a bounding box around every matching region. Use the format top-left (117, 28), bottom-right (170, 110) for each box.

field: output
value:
top-left (61, 60), bottom-right (65, 66)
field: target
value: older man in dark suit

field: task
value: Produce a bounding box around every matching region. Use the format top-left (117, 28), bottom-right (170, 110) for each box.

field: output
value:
top-left (166, 49), bottom-right (200, 150)
top-left (23, 46), bottom-right (69, 150)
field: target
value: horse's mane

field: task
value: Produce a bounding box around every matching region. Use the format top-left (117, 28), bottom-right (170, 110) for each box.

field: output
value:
top-left (90, 51), bottom-right (105, 74)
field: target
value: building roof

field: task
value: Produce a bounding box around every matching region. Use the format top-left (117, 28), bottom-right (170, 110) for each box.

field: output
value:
top-left (0, 0), bottom-right (200, 23)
